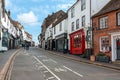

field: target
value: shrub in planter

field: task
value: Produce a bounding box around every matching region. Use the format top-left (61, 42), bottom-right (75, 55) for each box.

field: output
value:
top-left (96, 52), bottom-right (110, 63)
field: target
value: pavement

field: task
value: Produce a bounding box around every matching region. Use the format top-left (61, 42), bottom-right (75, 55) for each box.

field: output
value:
top-left (0, 49), bottom-right (19, 72)
top-left (46, 50), bottom-right (120, 71)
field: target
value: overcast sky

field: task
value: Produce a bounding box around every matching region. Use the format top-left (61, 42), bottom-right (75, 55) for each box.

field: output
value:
top-left (5, 0), bottom-right (76, 43)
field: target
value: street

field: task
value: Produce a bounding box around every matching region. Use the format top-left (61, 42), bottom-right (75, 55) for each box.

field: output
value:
top-left (11, 47), bottom-right (120, 80)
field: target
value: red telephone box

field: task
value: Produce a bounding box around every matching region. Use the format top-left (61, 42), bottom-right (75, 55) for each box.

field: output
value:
top-left (69, 29), bottom-right (86, 54)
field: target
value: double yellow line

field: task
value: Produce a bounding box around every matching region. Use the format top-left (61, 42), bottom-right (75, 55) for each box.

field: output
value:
top-left (0, 49), bottom-right (22, 80)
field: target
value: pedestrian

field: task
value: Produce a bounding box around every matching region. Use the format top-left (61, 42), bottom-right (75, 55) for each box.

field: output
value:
top-left (26, 43), bottom-right (29, 50)
top-left (45, 44), bottom-right (47, 50)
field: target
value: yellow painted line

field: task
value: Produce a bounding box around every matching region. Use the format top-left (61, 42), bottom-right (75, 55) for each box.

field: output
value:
top-left (0, 49), bottom-right (21, 80)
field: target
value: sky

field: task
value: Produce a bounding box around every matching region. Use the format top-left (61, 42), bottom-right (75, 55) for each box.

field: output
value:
top-left (5, 0), bottom-right (76, 43)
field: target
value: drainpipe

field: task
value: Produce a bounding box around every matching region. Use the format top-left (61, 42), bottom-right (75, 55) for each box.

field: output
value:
top-left (90, 0), bottom-right (92, 47)
top-left (90, 0), bottom-right (93, 55)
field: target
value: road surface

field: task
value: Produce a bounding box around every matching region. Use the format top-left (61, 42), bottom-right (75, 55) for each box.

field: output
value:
top-left (11, 47), bottom-right (120, 80)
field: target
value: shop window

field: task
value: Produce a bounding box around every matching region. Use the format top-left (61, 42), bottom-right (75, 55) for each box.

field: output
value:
top-left (100, 36), bottom-right (109, 52)
top-left (117, 12), bottom-right (120, 26)
top-left (74, 34), bottom-right (82, 48)
top-left (99, 16), bottom-right (108, 29)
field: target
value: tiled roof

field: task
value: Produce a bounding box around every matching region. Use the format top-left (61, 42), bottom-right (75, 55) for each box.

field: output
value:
top-left (52, 13), bottom-right (68, 27)
top-left (93, 0), bottom-right (120, 17)
top-left (13, 21), bottom-right (23, 30)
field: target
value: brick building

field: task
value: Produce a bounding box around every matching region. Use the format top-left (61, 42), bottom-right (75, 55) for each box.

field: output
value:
top-left (92, 0), bottom-right (120, 61)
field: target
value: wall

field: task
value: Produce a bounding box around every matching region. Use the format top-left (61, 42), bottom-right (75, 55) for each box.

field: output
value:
top-left (93, 10), bottom-right (120, 59)
top-left (91, 0), bottom-right (110, 16)
top-left (67, 0), bottom-right (91, 50)
top-left (67, 0), bottom-right (110, 50)
top-left (53, 19), bottom-right (67, 38)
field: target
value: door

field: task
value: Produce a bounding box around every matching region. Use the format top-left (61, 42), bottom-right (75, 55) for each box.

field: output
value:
top-left (116, 39), bottom-right (120, 60)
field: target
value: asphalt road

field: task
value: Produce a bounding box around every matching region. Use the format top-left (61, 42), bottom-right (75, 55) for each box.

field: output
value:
top-left (11, 47), bottom-right (120, 80)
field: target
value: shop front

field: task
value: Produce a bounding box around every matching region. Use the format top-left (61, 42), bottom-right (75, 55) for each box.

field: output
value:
top-left (46, 37), bottom-right (53, 50)
top-left (8, 34), bottom-right (16, 49)
top-left (2, 28), bottom-right (9, 50)
top-left (69, 29), bottom-right (85, 55)
top-left (0, 27), bottom-right (1, 40)
top-left (55, 33), bottom-right (68, 53)
top-left (111, 33), bottom-right (120, 61)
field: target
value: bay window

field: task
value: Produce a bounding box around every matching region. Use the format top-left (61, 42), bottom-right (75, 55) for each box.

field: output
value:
top-left (100, 36), bottom-right (109, 52)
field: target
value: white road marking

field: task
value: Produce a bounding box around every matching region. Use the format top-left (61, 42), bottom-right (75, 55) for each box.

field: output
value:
top-left (44, 70), bottom-right (49, 73)
top-left (38, 66), bottom-right (44, 69)
top-left (37, 55), bottom-right (47, 58)
top-left (42, 59), bottom-right (58, 64)
top-left (46, 76), bottom-right (55, 80)
top-left (63, 66), bottom-right (83, 78)
top-left (54, 68), bottom-right (67, 72)
top-left (42, 59), bottom-right (50, 62)
top-left (33, 56), bottom-right (61, 80)
top-left (50, 59), bottom-right (58, 64)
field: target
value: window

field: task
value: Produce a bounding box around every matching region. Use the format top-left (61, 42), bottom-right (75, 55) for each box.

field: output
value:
top-left (99, 16), bottom-right (108, 29)
top-left (71, 7), bottom-right (75, 18)
top-left (74, 34), bottom-right (82, 48)
top-left (71, 22), bottom-right (74, 31)
top-left (59, 22), bottom-right (62, 31)
top-left (81, 0), bottom-right (86, 11)
top-left (7, 21), bottom-right (9, 26)
top-left (117, 12), bottom-right (120, 26)
top-left (76, 19), bottom-right (79, 29)
top-left (54, 27), bottom-right (56, 34)
top-left (82, 16), bottom-right (85, 27)
top-left (4, 17), bottom-right (6, 22)
top-left (100, 36), bottom-right (109, 52)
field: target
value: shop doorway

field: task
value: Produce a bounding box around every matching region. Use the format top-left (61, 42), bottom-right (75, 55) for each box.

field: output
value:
top-left (116, 39), bottom-right (120, 60)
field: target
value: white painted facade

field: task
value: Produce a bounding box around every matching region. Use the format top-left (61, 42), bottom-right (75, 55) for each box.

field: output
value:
top-left (0, 0), bottom-right (3, 51)
top-left (0, 0), bottom-right (8, 51)
top-left (67, 0), bottom-right (110, 50)
top-left (1, 11), bottom-right (17, 39)
top-left (0, 27), bottom-right (2, 51)
top-left (1, 12), bottom-right (10, 29)
top-left (45, 24), bottom-right (52, 41)
top-left (21, 28), bottom-right (26, 41)
top-left (52, 18), bottom-right (68, 39)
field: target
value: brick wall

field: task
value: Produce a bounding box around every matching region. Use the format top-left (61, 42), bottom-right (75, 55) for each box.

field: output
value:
top-left (93, 9), bottom-right (120, 58)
